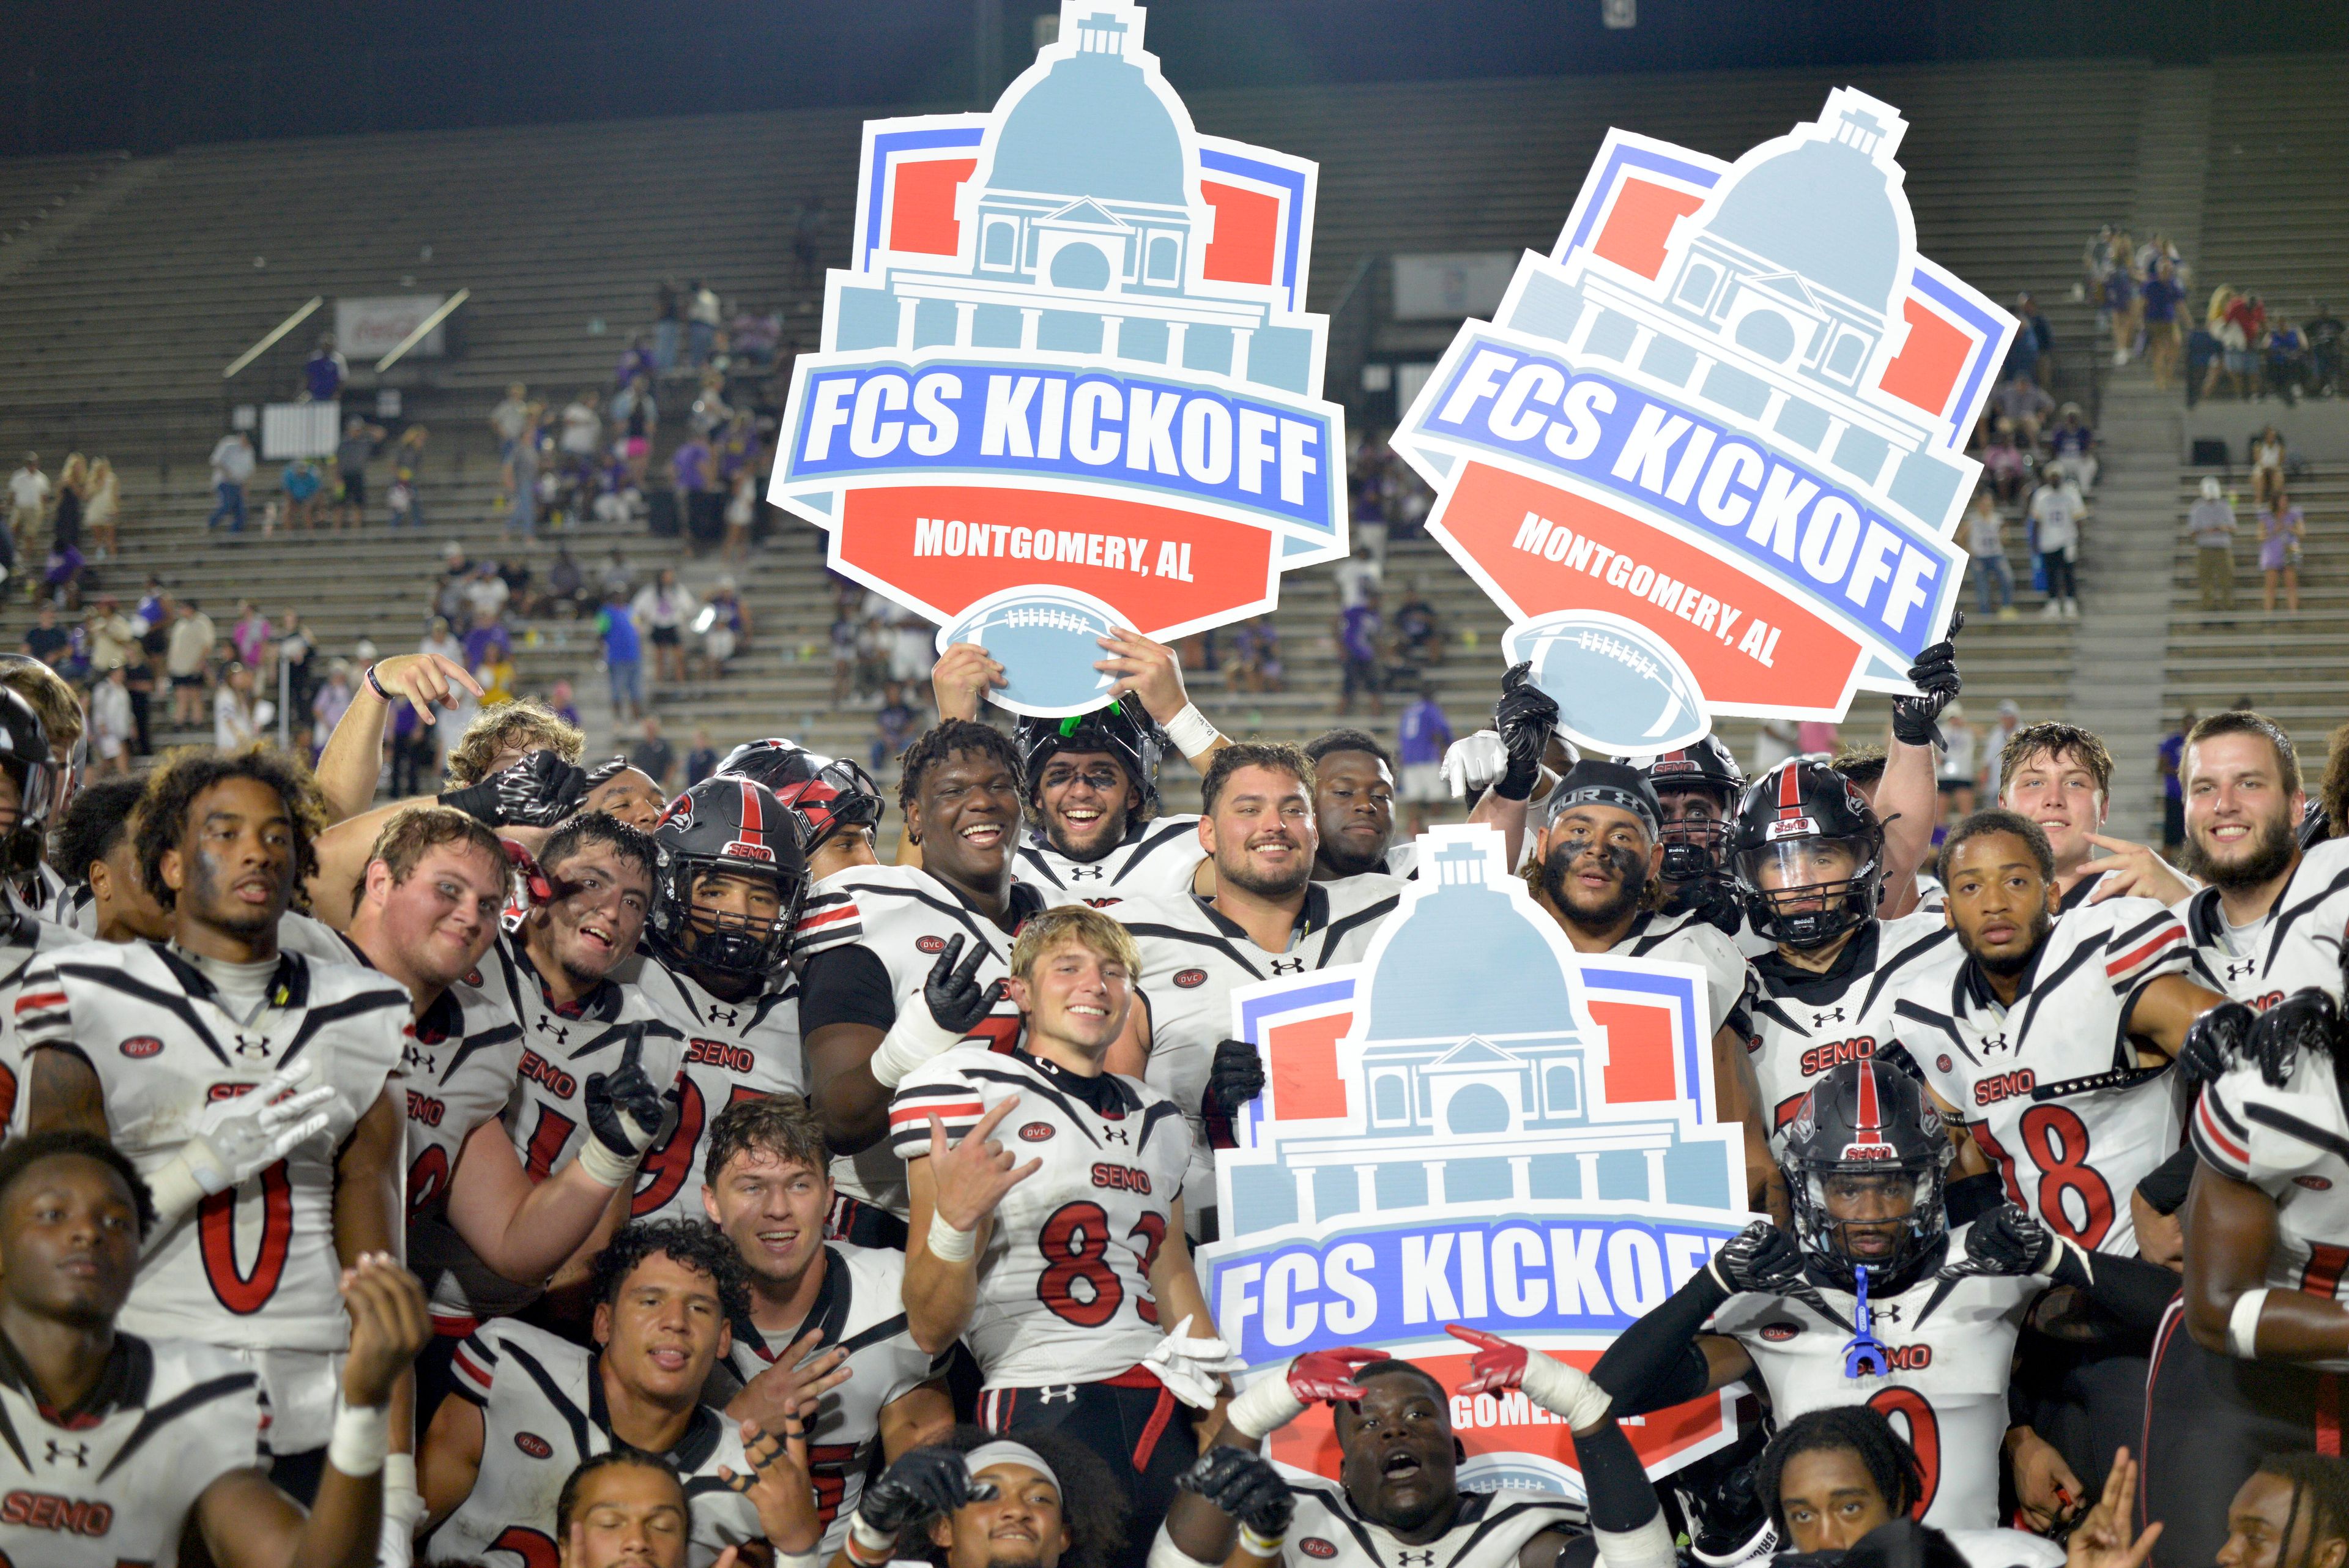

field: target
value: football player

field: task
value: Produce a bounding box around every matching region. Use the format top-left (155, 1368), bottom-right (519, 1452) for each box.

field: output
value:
top-left (1305, 729), bottom-right (1412, 881)
top-left (2148, 991), bottom-right (2349, 1566)
top-left (17, 746), bottom-right (411, 1501)
top-left (1995, 723), bottom-right (2192, 910)
top-left (768, 754), bottom-right (888, 954)
top-left (1590, 1060), bottom-right (2180, 1534)
top-left (420, 1219), bottom-right (820, 1566)
top-left (1732, 756), bottom-right (1959, 1140)
top-left (1115, 743), bottom-right (1401, 1216)
top-left (0, 653), bottom-right (87, 918)
top-left (0, 1129), bottom-right (432, 1568)
top-left (898, 905), bottom-right (1224, 1558)
top-left (1750, 1407), bottom-right (2067, 1567)
top-left (1015, 699), bottom-right (1209, 903)
top-left (800, 720), bottom-right (1042, 1235)
top-left (628, 775), bottom-right (812, 1224)
top-left (699, 1097), bottom-right (954, 1554)
top-left (46, 775), bottom-right (168, 942)
top-left (1521, 758), bottom-right (1776, 1216)
top-left (1636, 735), bottom-right (1751, 945)
top-left (0, 688), bottom-right (84, 1110)
top-left (835, 1430), bottom-right (1127, 1568)
top-left (2174, 712), bottom-right (2349, 1009)
top-left (551, 1449), bottom-right (703, 1568)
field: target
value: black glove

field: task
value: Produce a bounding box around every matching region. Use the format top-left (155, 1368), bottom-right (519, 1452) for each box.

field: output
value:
top-left (2247, 987), bottom-right (2343, 1089)
top-left (921, 935), bottom-right (1006, 1036)
top-left (584, 1025), bottom-right (669, 1162)
top-left (1177, 1446), bottom-right (1294, 1537)
top-left (1888, 610), bottom-right (1964, 748)
top-left (2176, 999), bottom-right (2256, 1090)
top-left (1688, 874), bottom-right (1745, 940)
top-left (1493, 661), bottom-right (1560, 803)
top-left (1943, 1203), bottom-right (2058, 1280)
top-left (1201, 1038), bottom-right (1267, 1150)
top-left (439, 749), bottom-right (588, 828)
top-left (859, 1447), bottom-right (992, 1539)
top-left (1705, 1219), bottom-right (1806, 1296)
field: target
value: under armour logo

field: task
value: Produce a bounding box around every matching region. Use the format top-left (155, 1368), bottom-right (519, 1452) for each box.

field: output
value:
top-left (1036, 1386), bottom-right (1078, 1404)
top-left (1066, 866), bottom-right (1105, 882)
top-left (232, 1034), bottom-right (273, 1060)
top-left (1979, 1033), bottom-right (2013, 1056)
top-left (403, 1043), bottom-right (438, 1075)
top-left (536, 1017), bottom-right (570, 1047)
top-left (2225, 959), bottom-right (2258, 981)
top-left (1872, 1301), bottom-right (1904, 1326)
top-left (1395, 1553), bottom-right (1436, 1566)
top-left (1813, 1008), bottom-right (1847, 1027)
top-left (1099, 1126), bottom-right (1130, 1145)
top-left (706, 1006), bottom-right (740, 1028)
top-left (44, 1440), bottom-right (87, 1468)
top-left (1267, 957), bottom-right (1307, 976)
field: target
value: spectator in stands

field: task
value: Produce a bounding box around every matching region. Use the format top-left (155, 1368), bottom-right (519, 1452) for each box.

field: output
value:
top-left (2143, 259), bottom-right (2185, 389)
top-left (2103, 237), bottom-right (2141, 365)
top-left (1937, 701), bottom-right (1980, 820)
top-left (499, 553), bottom-right (540, 619)
top-left (503, 413), bottom-right (540, 538)
top-left (2157, 708), bottom-right (2194, 852)
top-left (311, 659), bottom-right (355, 738)
top-left (1393, 578), bottom-right (1444, 666)
top-left (612, 374), bottom-right (657, 485)
top-left (2308, 301), bottom-right (2343, 396)
top-left (597, 587), bottom-right (644, 722)
top-left (1337, 586), bottom-right (1384, 718)
top-left (2047, 404), bottom-right (2098, 489)
top-left (2217, 288), bottom-right (2265, 399)
top-left (871, 681), bottom-right (917, 771)
top-left (2260, 488), bottom-right (2304, 614)
top-left (386, 469), bottom-right (418, 529)
top-left (462, 609), bottom-right (513, 680)
top-left (1992, 373), bottom-right (2054, 449)
top-left (731, 307), bottom-right (781, 366)
top-left (699, 575), bottom-right (748, 680)
top-left (85, 595), bottom-right (135, 677)
top-left (685, 727), bottom-right (718, 787)
top-left (464, 560), bottom-right (510, 627)
top-left (633, 569), bottom-right (695, 688)
top-left (2251, 425), bottom-right (2287, 505)
top-left (212, 661), bottom-right (264, 749)
top-left (2028, 464), bottom-right (2085, 620)
top-left (654, 277), bottom-right (685, 368)
top-left (886, 602), bottom-right (932, 691)
top-left (2010, 291), bottom-right (2052, 384)
top-left (278, 456), bottom-right (320, 531)
top-left (489, 382), bottom-right (532, 458)
top-left (543, 544), bottom-right (586, 619)
top-left (303, 332), bottom-right (346, 403)
top-left (48, 455), bottom-right (84, 558)
top-left (229, 601), bottom-right (272, 673)
top-left (206, 431), bottom-right (254, 533)
top-left (83, 456), bottom-right (117, 562)
top-left (548, 678), bottom-right (581, 730)
top-left (420, 615), bottom-right (463, 671)
top-left (600, 546), bottom-right (636, 601)
top-left (89, 663), bottom-right (133, 776)
top-left (6, 453), bottom-right (45, 568)
top-left (2189, 476), bottom-right (2238, 612)
top-left (1230, 619), bottom-right (1282, 693)
top-left (687, 370), bottom-right (732, 439)
top-left (20, 603), bottom-right (67, 667)
top-left (672, 430), bottom-right (718, 551)
top-left (722, 467), bottom-right (757, 565)
top-left (631, 715), bottom-right (677, 789)
top-left (1964, 488), bottom-right (2014, 618)
top-left (2265, 316), bottom-right (2310, 404)
top-left (791, 194), bottom-right (826, 286)
top-left (560, 387), bottom-right (602, 470)
top-left (333, 417), bottom-right (385, 529)
top-left (687, 279), bottom-right (722, 365)
top-left (1980, 422), bottom-right (2028, 502)
top-left (275, 608), bottom-right (314, 724)
top-left (1396, 683), bottom-right (1452, 836)
top-left (616, 333), bottom-right (658, 387)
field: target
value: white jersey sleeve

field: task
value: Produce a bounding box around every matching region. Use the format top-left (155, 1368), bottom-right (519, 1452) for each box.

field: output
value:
top-left (627, 953), bottom-right (803, 1225)
top-left (1618, 907), bottom-right (1753, 1039)
top-left (2192, 1054), bottom-right (2349, 1371)
top-left (2184, 836), bottom-right (2349, 1009)
top-left (891, 1047), bottom-right (1193, 1389)
top-left (1013, 815), bottom-right (1208, 905)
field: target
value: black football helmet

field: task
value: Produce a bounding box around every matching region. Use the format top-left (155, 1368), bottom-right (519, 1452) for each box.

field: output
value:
top-left (646, 776), bottom-right (809, 980)
top-left (1639, 736), bottom-right (1744, 882)
top-left (1016, 695), bottom-right (1166, 817)
top-left (713, 737), bottom-right (822, 793)
top-left (0, 688), bottom-right (54, 879)
top-left (770, 754), bottom-right (886, 856)
top-left (1729, 758), bottom-right (1883, 949)
top-left (1779, 1058), bottom-right (1951, 1292)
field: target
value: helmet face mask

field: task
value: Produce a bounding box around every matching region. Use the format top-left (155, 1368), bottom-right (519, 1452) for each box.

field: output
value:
top-left (1731, 761), bottom-right (1883, 949)
top-left (666, 863), bottom-right (801, 977)
top-left (1643, 738), bottom-right (1743, 883)
top-left (1657, 802), bottom-right (1732, 882)
top-left (1779, 1061), bottom-right (1951, 1291)
top-left (647, 778), bottom-right (809, 983)
top-left (770, 757), bottom-right (884, 857)
top-left (1017, 699), bottom-right (1165, 828)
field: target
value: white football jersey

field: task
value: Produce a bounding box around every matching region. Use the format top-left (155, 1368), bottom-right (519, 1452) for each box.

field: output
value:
top-left (1745, 912), bottom-right (1961, 1142)
top-left (2191, 1053), bottom-right (2349, 1372)
top-left (428, 1319), bottom-right (762, 1568)
top-left (1123, 875), bottom-right (1403, 1202)
top-left (13, 942), bottom-right (407, 1451)
top-left (623, 952), bottom-right (803, 1225)
top-left (1014, 814), bottom-right (1206, 904)
top-left (1709, 1233), bottom-right (2041, 1530)
top-left (721, 1243), bottom-right (948, 1552)
top-left (1900, 899), bottom-right (2197, 1255)
top-left (2181, 837), bottom-right (2349, 1011)
top-left (1616, 906), bottom-right (1753, 1040)
top-left (0, 897), bottom-right (86, 1128)
top-left (796, 866), bottom-right (1042, 1217)
top-left (0, 1334), bottom-right (268, 1568)
top-left (891, 1047), bottom-right (1193, 1388)
top-left (1278, 1476), bottom-right (1585, 1568)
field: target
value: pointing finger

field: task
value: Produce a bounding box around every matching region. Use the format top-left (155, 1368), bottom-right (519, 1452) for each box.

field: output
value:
top-left (967, 1096), bottom-right (1022, 1144)
top-left (1445, 1324), bottom-right (1507, 1350)
top-left (931, 934), bottom-right (968, 982)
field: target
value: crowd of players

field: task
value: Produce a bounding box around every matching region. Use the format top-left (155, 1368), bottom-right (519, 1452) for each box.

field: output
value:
top-left (0, 607), bottom-right (2341, 1568)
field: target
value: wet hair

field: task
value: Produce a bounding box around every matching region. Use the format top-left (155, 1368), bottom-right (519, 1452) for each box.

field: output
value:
top-left (589, 1219), bottom-right (751, 1322)
top-left (703, 1094), bottom-right (830, 1191)
top-left (1754, 1407), bottom-right (1924, 1536)
top-left (0, 1129), bottom-right (155, 1238)
top-left (133, 745), bottom-right (327, 913)
top-left (897, 720), bottom-right (1025, 822)
top-left (1009, 904), bottom-right (1140, 983)
top-left (51, 776), bottom-right (146, 887)
top-left (2186, 710), bottom-right (2302, 796)
top-left (1200, 741), bottom-right (1316, 817)
top-left (442, 698), bottom-right (585, 788)
top-left (1936, 808), bottom-right (2055, 884)
top-left (1998, 722), bottom-right (2115, 800)
top-left (1830, 745), bottom-right (1888, 789)
top-left (554, 1447), bottom-right (686, 1537)
top-left (2254, 1454), bottom-right (2349, 1568)
top-left (1305, 728), bottom-right (1393, 772)
top-left (910, 1426), bottom-right (1126, 1568)
top-left (537, 811), bottom-right (659, 890)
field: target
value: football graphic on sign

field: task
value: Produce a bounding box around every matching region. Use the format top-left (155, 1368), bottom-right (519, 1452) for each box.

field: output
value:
top-left (1395, 89), bottom-right (2014, 748)
top-left (771, 0), bottom-right (1345, 717)
top-left (1502, 609), bottom-right (1709, 756)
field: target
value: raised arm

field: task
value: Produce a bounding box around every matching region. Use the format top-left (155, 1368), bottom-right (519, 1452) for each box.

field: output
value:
top-left (1094, 628), bottom-right (1227, 771)
top-left (313, 656), bottom-right (481, 824)
top-left (902, 1099), bottom-right (1039, 1354)
top-left (1879, 620), bottom-right (1964, 916)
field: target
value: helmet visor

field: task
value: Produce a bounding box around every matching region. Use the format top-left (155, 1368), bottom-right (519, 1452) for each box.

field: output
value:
top-left (1803, 1165), bottom-right (1931, 1265)
top-left (0, 756), bottom-right (56, 834)
top-left (1739, 837), bottom-right (1873, 910)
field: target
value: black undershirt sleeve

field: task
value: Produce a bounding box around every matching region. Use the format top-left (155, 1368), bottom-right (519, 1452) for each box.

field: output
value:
top-left (2136, 1145), bottom-right (2198, 1216)
top-left (1590, 1269), bottom-right (1731, 1414)
top-left (1945, 1171), bottom-right (2006, 1228)
top-left (798, 945), bottom-right (899, 1035)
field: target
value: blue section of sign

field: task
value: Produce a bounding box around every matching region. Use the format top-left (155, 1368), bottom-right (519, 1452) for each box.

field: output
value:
top-left (1212, 1214), bottom-right (1742, 1364)
top-left (1414, 334), bottom-right (1956, 659)
top-left (1197, 147), bottom-right (1308, 308)
top-left (788, 357), bottom-right (1337, 536)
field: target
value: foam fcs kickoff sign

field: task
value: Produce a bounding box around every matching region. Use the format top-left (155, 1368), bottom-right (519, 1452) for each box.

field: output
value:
top-left (1393, 89), bottom-right (2013, 753)
top-left (771, 0), bottom-right (1344, 717)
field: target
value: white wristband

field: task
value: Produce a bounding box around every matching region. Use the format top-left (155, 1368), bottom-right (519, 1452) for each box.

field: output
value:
top-left (1518, 1350), bottom-right (1615, 1431)
top-left (1225, 1368), bottom-right (1308, 1441)
top-left (1162, 702), bottom-right (1220, 760)
top-left (872, 1007), bottom-right (968, 1089)
top-left (573, 1134), bottom-right (640, 1191)
top-left (848, 1514), bottom-right (899, 1565)
top-left (1592, 1515), bottom-right (1682, 1568)
top-left (2229, 1287), bottom-right (2270, 1359)
top-left (141, 1154), bottom-right (207, 1234)
top-left (1240, 1526), bottom-right (1288, 1558)
top-left (384, 1452), bottom-right (418, 1493)
top-left (926, 1208), bottom-right (977, 1262)
top-left (1149, 1525), bottom-right (1225, 1568)
top-left (327, 1402), bottom-right (390, 1477)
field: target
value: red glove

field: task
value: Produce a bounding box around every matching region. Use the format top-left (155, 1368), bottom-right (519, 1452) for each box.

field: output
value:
top-left (1447, 1325), bottom-right (1527, 1396)
top-left (1288, 1346), bottom-right (1386, 1404)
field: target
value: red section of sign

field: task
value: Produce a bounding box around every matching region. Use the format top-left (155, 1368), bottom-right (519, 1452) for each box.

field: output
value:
top-left (835, 486), bottom-right (1274, 633)
top-left (1201, 180), bottom-right (1280, 288)
top-left (888, 158), bottom-right (976, 256)
top-left (1267, 1350), bottom-right (1726, 1481)
top-left (1267, 1012), bottom-right (1353, 1122)
top-left (1877, 296), bottom-right (1972, 417)
top-left (1587, 1000), bottom-right (1679, 1105)
top-left (1593, 178), bottom-right (1707, 282)
top-left (1435, 463), bottom-right (1865, 712)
